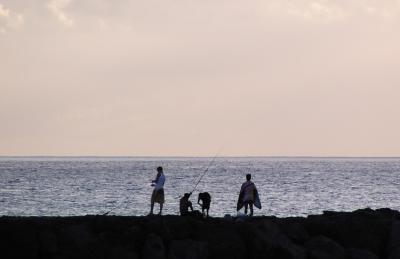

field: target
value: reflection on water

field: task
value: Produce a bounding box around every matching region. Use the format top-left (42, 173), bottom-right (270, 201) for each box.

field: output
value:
top-left (1, 157), bottom-right (400, 217)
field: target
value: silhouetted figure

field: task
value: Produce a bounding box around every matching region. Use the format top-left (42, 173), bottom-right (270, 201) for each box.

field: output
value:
top-left (150, 166), bottom-right (165, 215)
top-left (180, 192), bottom-right (193, 216)
top-left (238, 174), bottom-right (258, 216)
top-left (198, 192), bottom-right (211, 217)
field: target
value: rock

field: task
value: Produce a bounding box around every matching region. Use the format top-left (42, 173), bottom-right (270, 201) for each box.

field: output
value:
top-left (223, 214), bottom-right (232, 221)
top-left (107, 245), bottom-right (138, 259)
top-left (387, 220), bottom-right (400, 253)
top-left (168, 239), bottom-right (208, 259)
top-left (161, 217), bottom-right (191, 240)
top-left (0, 223), bottom-right (39, 259)
top-left (59, 224), bottom-right (103, 259)
top-left (60, 224), bottom-right (97, 248)
top-left (305, 212), bottom-right (389, 255)
top-left (388, 246), bottom-right (400, 259)
top-left (1, 209), bottom-right (400, 259)
top-left (346, 248), bottom-right (379, 259)
top-left (200, 226), bottom-right (245, 259)
top-left (239, 221), bottom-right (305, 259)
top-left (38, 229), bottom-right (58, 254)
top-left (305, 235), bottom-right (345, 259)
top-left (279, 221), bottom-right (309, 244)
top-left (142, 233), bottom-right (165, 259)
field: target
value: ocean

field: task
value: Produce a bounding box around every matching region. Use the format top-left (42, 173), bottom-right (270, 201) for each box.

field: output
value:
top-left (1, 157), bottom-right (399, 217)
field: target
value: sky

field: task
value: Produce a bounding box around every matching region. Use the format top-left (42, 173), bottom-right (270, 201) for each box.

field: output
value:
top-left (1, 0), bottom-right (400, 156)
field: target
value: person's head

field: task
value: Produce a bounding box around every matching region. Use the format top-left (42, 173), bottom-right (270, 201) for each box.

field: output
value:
top-left (246, 174), bottom-right (251, 181)
top-left (184, 193), bottom-right (190, 198)
top-left (157, 166), bottom-right (163, 174)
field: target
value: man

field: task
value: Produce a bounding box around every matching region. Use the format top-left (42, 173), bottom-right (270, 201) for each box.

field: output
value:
top-left (238, 174), bottom-right (257, 216)
top-left (179, 192), bottom-right (193, 216)
top-left (197, 192), bottom-right (211, 217)
top-left (150, 166), bottom-right (165, 215)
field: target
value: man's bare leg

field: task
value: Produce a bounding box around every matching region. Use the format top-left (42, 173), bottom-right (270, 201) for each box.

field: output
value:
top-left (150, 201), bottom-right (154, 215)
top-left (158, 203), bottom-right (163, 215)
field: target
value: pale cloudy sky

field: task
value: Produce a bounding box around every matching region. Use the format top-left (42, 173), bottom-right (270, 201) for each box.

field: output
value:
top-left (1, 0), bottom-right (400, 156)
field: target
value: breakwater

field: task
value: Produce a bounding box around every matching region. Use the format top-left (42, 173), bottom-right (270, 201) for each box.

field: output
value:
top-left (2, 208), bottom-right (400, 259)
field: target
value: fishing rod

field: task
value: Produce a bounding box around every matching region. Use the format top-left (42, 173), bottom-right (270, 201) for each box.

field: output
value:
top-left (103, 149), bottom-right (222, 215)
top-left (174, 149), bottom-right (222, 199)
top-left (190, 150), bottom-right (221, 194)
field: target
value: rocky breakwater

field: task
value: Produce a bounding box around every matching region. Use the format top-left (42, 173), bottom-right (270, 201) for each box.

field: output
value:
top-left (2, 208), bottom-right (400, 259)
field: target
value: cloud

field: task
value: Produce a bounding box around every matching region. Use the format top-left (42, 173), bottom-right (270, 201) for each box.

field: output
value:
top-left (288, 1), bottom-right (347, 21)
top-left (265, 0), bottom-right (400, 22)
top-left (47, 0), bottom-right (75, 27)
top-left (0, 3), bottom-right (24, 33)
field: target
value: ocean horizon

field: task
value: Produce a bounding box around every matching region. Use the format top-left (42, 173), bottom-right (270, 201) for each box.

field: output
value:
top-left (1, 156), bottom-right (399, 217)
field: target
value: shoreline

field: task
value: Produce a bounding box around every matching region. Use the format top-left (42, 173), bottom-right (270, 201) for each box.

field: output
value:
top-left (2, 208), bottom-right (400, 259)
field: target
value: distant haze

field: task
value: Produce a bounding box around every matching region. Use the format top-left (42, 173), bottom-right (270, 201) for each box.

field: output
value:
top-left (1, 0), bottom-right (400, 156)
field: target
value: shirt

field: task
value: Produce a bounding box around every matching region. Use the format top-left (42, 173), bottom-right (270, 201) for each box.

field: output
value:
top-left (154, 174), bottom-right (165, 190)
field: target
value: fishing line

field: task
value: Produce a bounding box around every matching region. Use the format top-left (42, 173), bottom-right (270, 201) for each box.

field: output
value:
top-left (174, 148), bottom-right (222, 199)
top-left (102, 195), bottom-right (131, 216)
top-left (190, 150), bottom-right (221, 194)
top-left (102, 149), bottom-right (222, 216)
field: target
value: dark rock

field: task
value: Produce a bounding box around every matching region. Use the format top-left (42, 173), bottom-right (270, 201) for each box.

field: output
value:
top-left (168, 239), bottom-right (208, 259)
top-left (388, 246), bottom-right (400, 259)
top-left (1, 209), bottom-right (400, 259)
top-left (142, 233), bottom-right (165, 259)
top-left (59, 224), bottom-right (103, 259)
top-left (346, 248), bottom-right (379, 259)
top-left (305, 211), bottom-right (390, 256)
top-left (387, 220), bottom-right (400, 253)
top-left (60, 224), bottom-right (97, 248)
top-left (239, 221), bottom-right (305, 259)
top-left (107, 245), bottom-right (138, 259)
top-left (279, 220), bottom-right (309, 244)
top-left (38, 229), bottom-right (58, 254)
top-left (200, 226), bottom-right (245, 259)
top-left (0, 223), bottom-right (39, 259)
top-left (305, 235), bottom-right (345, 259)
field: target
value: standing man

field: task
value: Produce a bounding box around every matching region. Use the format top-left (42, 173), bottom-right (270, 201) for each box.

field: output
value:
top-left (237, 174), bottom-right (259, 216)
top-left (150, 166), bottom-right (165, 215)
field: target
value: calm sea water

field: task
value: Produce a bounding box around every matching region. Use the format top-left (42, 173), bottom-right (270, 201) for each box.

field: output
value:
top-left (1, 157), bottom-right (399, 217)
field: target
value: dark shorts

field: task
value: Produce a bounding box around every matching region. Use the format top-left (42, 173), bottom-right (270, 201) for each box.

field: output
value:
top-left (151, 189), bottom-right (165, 204)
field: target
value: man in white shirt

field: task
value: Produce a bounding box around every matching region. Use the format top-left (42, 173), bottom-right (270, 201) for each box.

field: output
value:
top-left (150, 166), bottom-right (166, 215)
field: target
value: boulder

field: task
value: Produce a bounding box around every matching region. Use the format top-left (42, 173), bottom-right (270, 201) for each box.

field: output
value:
top-left (388, 246), bottom-right (400, 259)
top-left (387, 220), bottom-right (400, 253)
top-left (142, 233), bottom-right (165, 259)
top-left (305, 235), bottom-right (345, 259)
top-left (38, 229), bottom-right (58, 254)
top-left (200, 226), bottom-right (245, 259)
top-left (346, 248), bottom-right (378, 259)
top-left (279, 221), bottom-right (310, 244)
top-left (59, 224), bottom-right (98, 249)
top-left (1, 224), bottom-right (39, 259)
top-left (168, 239), bottom-right (208, 259)
top-left (107, 245), bottom-right (138, 259)
top-left (240, 221), bottom-right (305, 259)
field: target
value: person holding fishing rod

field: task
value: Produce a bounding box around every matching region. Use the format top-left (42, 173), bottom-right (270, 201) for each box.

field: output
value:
top-left (149, 166), bottom-right (165, 215)
top-left (179, 154), bottom-right (218, 217)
